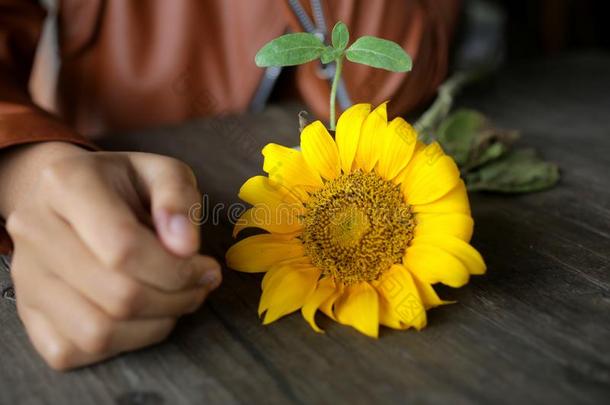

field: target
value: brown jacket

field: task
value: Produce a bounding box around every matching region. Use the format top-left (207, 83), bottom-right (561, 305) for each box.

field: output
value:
top-left (0, 0), bottom-right (461, 253)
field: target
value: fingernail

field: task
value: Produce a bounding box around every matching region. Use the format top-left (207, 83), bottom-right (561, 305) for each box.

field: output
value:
top-left (168, 214), bottom-right (191, 236)
top-left (200, 270), bottom-right (221, 290)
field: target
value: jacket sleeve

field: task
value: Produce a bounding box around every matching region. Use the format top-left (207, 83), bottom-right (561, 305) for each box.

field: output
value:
top-left (0, 0), bottom-right (96, 254)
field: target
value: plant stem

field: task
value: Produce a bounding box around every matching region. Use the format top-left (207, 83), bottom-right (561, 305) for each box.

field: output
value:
top-left (414, 70), bottom-right (482, 142)
top-left (329, 56), bottom-right (343, 131)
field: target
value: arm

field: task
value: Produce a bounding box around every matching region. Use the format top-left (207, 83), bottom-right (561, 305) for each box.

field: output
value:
top-left (0, 0), bottom-right (95, 149)
top-left (0, 2), bottom-right (221, 370)
top-left (0, 0), bottom-right (96, 253)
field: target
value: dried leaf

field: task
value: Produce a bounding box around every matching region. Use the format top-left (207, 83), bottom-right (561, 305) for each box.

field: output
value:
top-left (465, 149), bottom-right (559, 193)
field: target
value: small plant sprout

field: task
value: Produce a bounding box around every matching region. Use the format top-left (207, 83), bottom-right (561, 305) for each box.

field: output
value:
top-left (255, 22), bottom-right (412, 130)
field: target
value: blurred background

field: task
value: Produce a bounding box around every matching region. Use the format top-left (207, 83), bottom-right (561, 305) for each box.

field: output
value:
top-left (500, 0), bottom-right (610, 59)
top-left (448, 0), bottom-right (610, 72)
top-left (29, 0), bottom-right (610, 112)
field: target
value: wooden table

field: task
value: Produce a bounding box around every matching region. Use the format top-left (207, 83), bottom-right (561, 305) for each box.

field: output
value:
top-left (1, 53), bottom-right (608, 404)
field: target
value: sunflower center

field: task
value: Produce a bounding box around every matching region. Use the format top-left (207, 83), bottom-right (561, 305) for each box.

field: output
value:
top-left (302, 171), bottom-right (414, 285)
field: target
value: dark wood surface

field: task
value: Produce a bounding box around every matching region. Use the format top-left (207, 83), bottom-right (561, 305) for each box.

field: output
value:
top-left (1, 53), bottom-right (609, 404)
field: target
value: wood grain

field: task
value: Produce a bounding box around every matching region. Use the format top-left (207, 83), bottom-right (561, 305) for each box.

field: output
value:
top-left (0, 53), bottom-right (608, 404)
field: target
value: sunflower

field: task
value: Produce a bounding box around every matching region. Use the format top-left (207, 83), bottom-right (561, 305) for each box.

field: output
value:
top-left (226, 103), bottom-right (485, 337)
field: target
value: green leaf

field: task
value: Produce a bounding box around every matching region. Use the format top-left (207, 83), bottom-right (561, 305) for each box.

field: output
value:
top-left (436, 109), bottom-right (487, 167)
top-left (332, 22), bottom-right (349, 50)
top-left (255, 33), bottom-right (325, 67)
top-left (321, 46), bottom-right (342, 64)
top-left (345, 36), bottom-right (412, 72)
top-left (465, 149), bottom-right (560, 193)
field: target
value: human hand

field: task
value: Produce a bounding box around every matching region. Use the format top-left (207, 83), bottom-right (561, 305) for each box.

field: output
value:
top-left (0, 142), bottom-right (220, 370)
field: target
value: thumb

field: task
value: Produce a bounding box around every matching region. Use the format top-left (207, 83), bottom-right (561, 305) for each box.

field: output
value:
top-left (129, 154), bottom-right (201, 257)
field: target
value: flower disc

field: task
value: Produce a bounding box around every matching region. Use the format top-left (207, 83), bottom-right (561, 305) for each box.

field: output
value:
top-left (302, 171), bottom-right (414, 285)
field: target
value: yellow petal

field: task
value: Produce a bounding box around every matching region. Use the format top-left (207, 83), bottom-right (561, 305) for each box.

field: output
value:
top-left (259, 265), bottom-right (321, 324)
top-left (261, 258), bottom-right (311, 292)
top-left (412, 235), bottom-right (486, 275)
top-left (403, 244), bottom-right (470, 287)
top-left (376, 117), bottom-right (418, 181)
top-left (233, 207), bottom-right (303, 237)
top-left (377, 301), bottom-right (404, 330)
top-left (225, 234), bottom-right (304, 273)
top-left (319, 283), bottom-right (343, 321)
top-left (238, 175), bottom-right (304, 208)
top-left (392, 141), bottom-right (425, 185)
top-left (234, 176), bottom-right (305, 236)
top-left (335, 282), bottom-right (379, 338)
top-left (300, 121), bottom-right (341, 180)
top-left (401, 142), bottom-right (460, 205)
top-left (262, 143), bottom-right (322, 193)
top-left (355, 102), bottom-right (388, 172)
top-left (411, 273), bottom-right (451, 310)
top-left (414, 212), bottom-right (474, 242)
top-left (374, 265), bottom-right (427, 330)
top-left (301, 277), bottom-right (337, 333)
top-left (413, 180), bottom-right (470, 215)
top-left (335, 103), bottom-right (371, 173)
